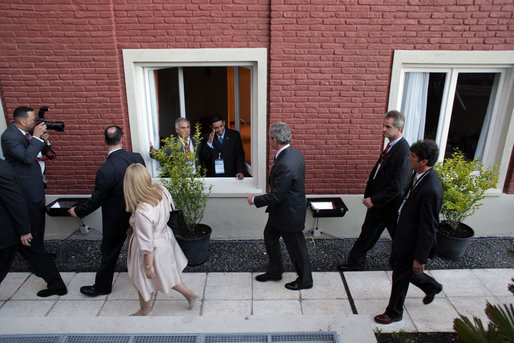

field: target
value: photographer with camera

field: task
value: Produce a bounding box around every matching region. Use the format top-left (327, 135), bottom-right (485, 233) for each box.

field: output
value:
top-left (1, 106), bottom-right (67, 297)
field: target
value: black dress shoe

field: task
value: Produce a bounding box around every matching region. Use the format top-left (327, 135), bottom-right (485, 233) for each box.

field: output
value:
top-left (374, 313), bottom-right (402, 324)
top-left (80, 285), bottom-right (110, 297)
top-left (423, 286), bottom-right (442, 305)
top-left (37, 287), bottom-right (67, 297)
top-left (255, 273), bottom-right (282, 282)
top-left (337, 264), bottom-right (363, 272)
top-left (285, 280), bottom-right (313, 291)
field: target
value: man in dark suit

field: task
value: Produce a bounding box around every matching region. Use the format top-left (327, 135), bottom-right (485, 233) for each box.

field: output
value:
top-left (248, 122), bottom-right (313, 291)
top-left (201, 114), bottom-right (245, 179)
top-left (1, 107), bottom-right (67, 297)
top-left (339, 110), bottom-right (412, 271)
top-left (0, 158), bottom-right (67, 297)
top-left (69, 125), bottom-right (144, 297)
top-left (150, 117), bottom-right (203, 174)
top-left (374, 140), bottom-right (443, 324)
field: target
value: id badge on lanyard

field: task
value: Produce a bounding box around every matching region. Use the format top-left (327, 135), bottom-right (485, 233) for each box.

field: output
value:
top-left (215, 153), bottom-right (225, 174)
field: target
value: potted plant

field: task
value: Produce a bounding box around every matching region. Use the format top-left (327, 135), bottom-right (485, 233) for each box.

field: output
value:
top-left (433, 150), bottom-right (499, 260)
top-left (151, 123), bottom-right (212, 266)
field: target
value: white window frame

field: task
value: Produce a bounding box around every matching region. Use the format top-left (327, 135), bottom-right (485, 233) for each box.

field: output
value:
top-left (123, 48), bottom-right (268, 197)
top-left (388, 50), bottom-right (514, 192)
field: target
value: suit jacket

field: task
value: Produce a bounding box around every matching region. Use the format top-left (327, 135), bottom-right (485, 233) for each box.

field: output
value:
top-left (153, 136), bottom-right (202, 170)
top-left (201, 128), bottom-right (245, 177)
top-left (1, 124), bottom-right (45, 204)
top-left (254, 146), bottom-right (306, 232)
top-left (391, 168), bottom-right (443, 265)
top-left (365, 137), bottom-right (411, 212)
top-left (74, 149), bottom-right (145, 237)
top-left (0, 159), bottom-right (31, 249)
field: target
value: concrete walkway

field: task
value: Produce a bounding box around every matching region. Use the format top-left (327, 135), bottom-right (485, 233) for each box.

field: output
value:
top-left (0, 269), bottom-right (512, 342)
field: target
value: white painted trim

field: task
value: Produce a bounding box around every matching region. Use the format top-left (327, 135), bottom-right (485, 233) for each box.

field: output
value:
top-left (122, 48), bottom-right (268, 197)
top-left (389, 50), bottom-right (514, 191)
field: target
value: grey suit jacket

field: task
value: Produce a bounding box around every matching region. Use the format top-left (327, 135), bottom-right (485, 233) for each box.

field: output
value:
top-left (254, 146), bottom-right (306, 232)
top-left (1, 124), bottom-right (45, 204)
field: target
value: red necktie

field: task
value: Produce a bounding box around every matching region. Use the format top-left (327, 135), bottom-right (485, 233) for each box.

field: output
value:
top-left (378, 142), bottom-right (390, 164)
top-left (25, 133), bottom-right (31, 141)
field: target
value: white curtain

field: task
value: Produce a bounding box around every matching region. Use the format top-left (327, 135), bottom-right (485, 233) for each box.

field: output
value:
top-left (401, 72), bottom-right (429, 145)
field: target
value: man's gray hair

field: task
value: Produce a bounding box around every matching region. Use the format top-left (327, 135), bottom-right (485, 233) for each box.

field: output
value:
top-left (270, 122), bottom-right (292, 145)
top-left (384, 110), bottom-right (405, 129)
top-left (175, 117), bottom-right (190, 129)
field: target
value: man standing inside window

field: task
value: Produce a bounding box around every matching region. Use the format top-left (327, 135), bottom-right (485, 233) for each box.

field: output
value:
top-left (339, 110), bottom-right (412, 271)
top-left (248, 122), bottom-right (313, 291)
top-left (202, 114), bottom-right (245, 179)
top-left (150, 117), bottom-right (201, 174)
top-left (375, 140), bottom-right (443, 324)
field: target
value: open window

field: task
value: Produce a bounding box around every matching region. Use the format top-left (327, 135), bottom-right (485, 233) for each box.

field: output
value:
top-left (123, 48), bottom-right (267, 196)
top-left (389, 50), bottom-right (514, 192)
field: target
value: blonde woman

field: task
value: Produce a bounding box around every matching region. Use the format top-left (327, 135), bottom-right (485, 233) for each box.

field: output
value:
top-left (123, 163), bottom-right (198, 316)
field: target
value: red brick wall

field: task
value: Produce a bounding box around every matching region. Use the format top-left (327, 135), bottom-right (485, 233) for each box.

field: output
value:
top-left (0, 0), bottom-right (513, 194)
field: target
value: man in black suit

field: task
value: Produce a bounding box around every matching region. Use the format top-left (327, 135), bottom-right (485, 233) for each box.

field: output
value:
top-left (339, 110), bottom-right (412, 271)
top-left (69, 125), bottom-right (145, 297)
top-left (201, 114), bottom-right (245, 179)
top-left (150, 117), bottom-right (202, 174)
top-left (0, 158), bottom-right (67, 296)
top-left (1, 107), bottom-right (67, 297)
top-left (374, 140), bottom-right (443, 324)
top-left (248, 122), bottom-right (313, 291)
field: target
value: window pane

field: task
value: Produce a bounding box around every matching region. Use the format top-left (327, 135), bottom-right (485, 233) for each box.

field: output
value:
top-left (444, 73), bottom-right (497, 160)
top-left (157, 68), bottom-right (180, 142)
top-left (423, 73), bottom-right (446, 140)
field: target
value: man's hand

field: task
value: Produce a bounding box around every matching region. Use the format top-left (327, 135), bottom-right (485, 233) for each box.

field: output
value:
top-left (362, 197), bottom-right (374, 209)
top-left (68, 206), bottom-right (78, 218)
top-left (40, 132), bottom-right (50, 142)
top-left (413, 259), bottom-right (425, 274)
top-left (20, 233), bottom-right (32, 247)
top-left (33, 122), bottom-right (47, 139)
top-left (208, 128), bottom-right (215, 144)
top-left (149, 142), bottom-right (155, 155)
top-left (247, 194), bottom-right (254, 205)
top-left (236, 172), bottom-right (244, 180)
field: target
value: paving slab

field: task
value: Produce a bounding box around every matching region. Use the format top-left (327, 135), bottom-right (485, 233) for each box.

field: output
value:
top-left (300, 272), bottom-right (347, 300)
top-left (155, 272), bottom-right (207, 300)
top-left (429, 269), bottom-right (493, 297)
top-left (64, 272), bottom-right (106, 300)
top-left (448, 296), bottom-right (496, 324)
top-left (0, 300), bottom-right (56, 317)
top-left (405, 297), bottom-right (459, 332)
top-left (202, 300), bottom-right (252, 316)
top-left (472, 268), bottom-right (514, 297)
top-left (301, 299), bottom-right (353, 315)
top-left (204, 273), bottom-right (252, 300)
top-left (252, 272), bottom-right (299, 300)
top-left (344, 271), bottom-right (391, 299)
top-left (0, 273), bottom-right (30, 300)
top-left (47, 299), bottom-right (105, 317)
top-left (253, 300), bottom-right (301, 316)
top-left (354, 297), bottom-right (417, 333)
top-left (152, 299), bottom-right (200, 316)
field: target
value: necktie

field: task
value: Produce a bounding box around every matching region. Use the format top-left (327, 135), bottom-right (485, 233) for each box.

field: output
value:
top-left (218, 136), bottom-right (223, 145)
top-left (25, 133), bottom-right (31, 141)
top-left (184, 140), bottom-right (190, 162)
top-left (378, 142), bottom-right (390, 164)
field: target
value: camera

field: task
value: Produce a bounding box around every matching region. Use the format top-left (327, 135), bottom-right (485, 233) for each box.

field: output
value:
top-left (37, 106), bottom-right (65, 132)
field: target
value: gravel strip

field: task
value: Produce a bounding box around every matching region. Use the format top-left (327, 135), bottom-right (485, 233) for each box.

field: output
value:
top-left (10, 237), bottom-right (513, 273)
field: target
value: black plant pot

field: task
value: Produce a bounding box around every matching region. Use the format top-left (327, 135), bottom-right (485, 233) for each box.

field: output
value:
top-left (436, 221), bottom-right (474, 261)
top-left (173, 224), bottom-right (211, 266)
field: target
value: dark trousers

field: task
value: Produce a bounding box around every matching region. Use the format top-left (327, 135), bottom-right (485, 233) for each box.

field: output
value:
top-left (347, 207), bottom-right (396, 268)
top-left (0, 242), bottom-right (65, 290)
top-left (94, 230), bottom-right (127, 292)
top-left (386, 261), bottom-right (442, 318)
top-left (263, 222), bottom-right (313, 285)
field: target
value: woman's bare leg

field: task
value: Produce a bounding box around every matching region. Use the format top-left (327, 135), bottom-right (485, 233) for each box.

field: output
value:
top-left (172, 283), bottom-right (198, 310)
top-left (130, 291), bottom-right (152, 316)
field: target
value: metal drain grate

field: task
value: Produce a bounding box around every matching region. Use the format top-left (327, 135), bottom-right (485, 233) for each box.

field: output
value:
top-left (0, 332), bottom-right (339, 343)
